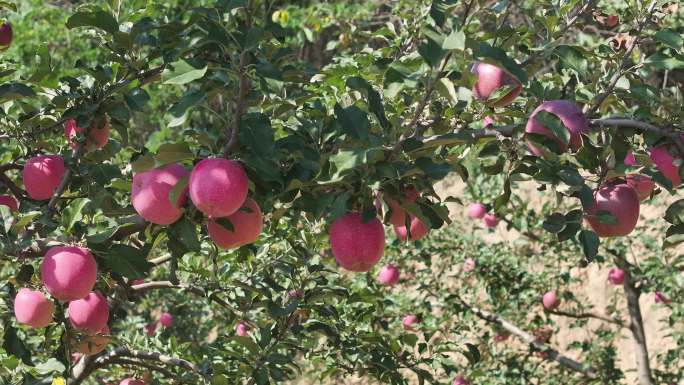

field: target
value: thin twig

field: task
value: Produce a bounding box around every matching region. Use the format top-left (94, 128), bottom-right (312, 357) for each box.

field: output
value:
top-left (585, 0), bottom-right (658, 117)
top-left (547, 308), bottom-right (624, 327)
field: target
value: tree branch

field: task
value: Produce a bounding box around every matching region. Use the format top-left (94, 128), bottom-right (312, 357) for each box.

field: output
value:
top-left (224, 50), bottom-right (251, 156)
top-left (70, 347), bottom-right (202, 385)
top-left (131, 280), bottom-right (236, 311)
top-left (456, 295), bottom-right (596, 377)
top-left (547, 308), bottom-right (624, 327)
top-left (0, 164), bottom-right (26, 198)
top-left (585, 0), bottom-right (658, 117)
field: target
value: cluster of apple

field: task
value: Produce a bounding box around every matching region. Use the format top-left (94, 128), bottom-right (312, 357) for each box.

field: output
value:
top-left (14, 246), bottom-right (110, 355)
top-left (466, 202), bottom-right (499, 228)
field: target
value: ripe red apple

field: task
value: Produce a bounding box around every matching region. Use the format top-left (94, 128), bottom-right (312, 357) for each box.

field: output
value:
top-left (463, 258), bottom-right (476, 272)
top-left (606, 15), bottom-right (619, 28)
top-left (402, 314), bottom-right (419, 331)
top-left (0, 23), bottom-right (12, 47)
top-left (159, 312), bottom-right (173, 327)
top-left (542, 291), bottom-right (560, 310)
top-left (393, 215), bottom-right (429, 241)
top-left (483, 116), bottom-right (495, 127)
top-left (68, 291), bottom-right (109, 335)
top-left (377, 264), bottom-right (400, 286)
top-left (525, 100), bottom-right (589, 156)
top-left (624, 152), bottom-right (638, 166)
top-left (650, 146), bottom-right (681, 187)
top-left (206, 198), bottom-right (263, 249)
top-left (236, 321), bottom-right (250, 337)
top-left (329, 213), bottom-right (385, 272)
top-left (625, 174), bottom-right (654, 201)
top-left (483, 213), bottom-right (499, 228)
top-left (13, 288), bottom-right (54, 328)
top-left (453, 375), bottom-right (470, 385)
top-left (385, 188), bottom-right (419, 226)
top-left (0, 194), bottom-right (19, 211)
top-left (189, 158), bottom-right (249, 218)
top-left (607, 267), bottom-right (625, 285)
top-left (120, 379), bottom-right (146, 385)
top-left (74, 325), bottom-right (110, 355)
top-left (471, 62), bottom-right (522, 107)
top-left (41, 246), bottom-right (97, 301)
top-left (131, 163), bottom-right (190, 225)
top-left (64, 115), bottom-right (110, 151)
top-left (585, 183), bottom-right (640, 237)
top-left (22, 155), bottom-right (65, 201)
top-left (467, 203), bottom-right (486, 219)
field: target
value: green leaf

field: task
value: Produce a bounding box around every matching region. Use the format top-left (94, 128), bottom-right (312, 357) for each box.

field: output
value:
top-left (665, 200), bottom-right (684, 225)
top-left (66, 10), bottom-right (119, 34)
top-left (0, 205), bottom-right (11, 233)
top-left (162, 59), bottom-right (208, 85)
top-left (240, 113), bottom-right (275, 157)
top-left (578, 230), bottom-right (599, 260)
top-left (131, 155), bottom-right (155, 173)
top-left (102, 244), bottom-right (152, 278)
top-left (595, 210), bottom-right (618, 225)
top-left (61, 198), bottom-right (90, 233)
top-left (664, 223), bottom-right (684, 249)
top-left (442, 30), bottom-right (465, 50)
top-left (2, 322), bottom-right (31, 365)
top-left (168, 217), bottom-right (200, 252)
top-left (345, 77), bottom-right (390, 130)
top-left (434, 77), bottom-right (458, 104)
top-left (535, 111), bottom-right (569, 146)
top-left (167, 89), bottom-right (207, 127)
top-left (168, 176), bottom-right (189, 207)
top-left (654, 29), bottom-right (682, 51)
top-left (155, 143), bottom-right (194, 166)
top-left (430, 0), bottom-right (459, 27)
top-left (543, 213), bottom-right (566, 233)
top-left (334, 104), bottom-right (370, 140)
top-left (553, 45), bottom-right (588, 73)
top-left (0, 83), bottom-right (36, 102)
top-left (558, 167), bottom-right (584, 186)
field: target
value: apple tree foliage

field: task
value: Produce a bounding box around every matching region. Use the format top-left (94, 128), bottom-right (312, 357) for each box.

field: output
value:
top-left (0, 0), bottom-right (683, 384)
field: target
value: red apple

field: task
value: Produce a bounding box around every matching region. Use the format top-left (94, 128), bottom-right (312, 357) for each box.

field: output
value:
top-left (68, 291), bottom-right (109, 335)
top-left (377, 264), bottom-right (400, 286)
top-left (467, 203), bottom-right (486, 219)
top-left (329, 213), bottom-right (385, 272)
top-left (525, 100), bottom-right (589, 156)
top-left (22, 155), bottom-right (65, 201)
top-left (585, 183), bottom-right (640, 237)
top-left (0, 194), bottom-right (19, 211)
top-left (471, 62), bottom-right (522, 107)
top-left (607, 267), bottom-right (625, 285)
top-left (542, 291), bottom-right (560, 310)
top-left (13, 288), bottom-right (54, 328)
top-left (625, 174), bottom-right (654, 201)
top-left (207, 198), bottom-right (263, 249)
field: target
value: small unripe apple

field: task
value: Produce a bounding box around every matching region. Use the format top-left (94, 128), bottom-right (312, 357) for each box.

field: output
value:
top-left (207, 198), bottom-right (263, 249)
top-left (402, 314), bottom-right (419, 330)
top-left (22, 155), bottom-right (65, 201)
top-left (463, 258), bottom-right (476, 272)
top-left (159, 312), bottom-right (173, 327)
top-left (0, 23), bottom-right (12, 47)
top-left (393, 215), bottom-right (429, 241)
top-left (453, 375), bottom-right (470, 385)
top-left (0, 194), bottom-right (19, 211)
top-left (330, 212), bottom-right (385, 272)
top-left (625, 174), bottom-right (654, 201)
top-left (585, 183), bottom-right (640, 237)
top-left (68, 291), bottom-right (109, 335)
top-left (525, 100), bottom-right (589, 156)
top-left (377, 264), bottom-right (400, 286)
top-left (14, 288), bottom-right (54, 328)
top-left (655, 291), bottom-right (671, 304)
top-left (483, 213), bottom-right (499, 228)
top-left (236, 321), bottom-right (250, 337)
top-left (74, 325), bottom-right (110, 355)
top-left (131, 163), bottom-right (190, 225)
top-left (471, 62), bottom-right (522, 107)
top-left (64, 115), bottom-right (110, 151)
top-left (41, 246), bottom-right (97, 301)
top-left (120, 379), bottom-right (146, 385)
top-left (467, 203), bottom-right (486, 219)
top-left (189, 158), bottom-right (249, 218)
top-left (650, 146), bottom-right (681, 187)
top-left (542, 291), bottom-right (560, 310)
top-left (607, 267), bottom-right (625, 285)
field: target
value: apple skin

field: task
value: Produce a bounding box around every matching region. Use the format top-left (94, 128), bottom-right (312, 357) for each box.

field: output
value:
top-left (607, 267), bottom-right (625, 285)
top-left (0, 194), bottom-right (19, 211)
top-left (471, 62), bottom-right (522, 107)
top-left (624, 152), bottom-right (638, 166)
top-left (131, 163), bottom-right (190, 225)
top-left (159, 312), bottom-right (173, 327)
top-left (650, 146), bottom-right (681, 187)
top-left (467, 203), bottom-right (486, 219)
top-left (463, 258), bottom-right (476, 272)
top-left (385, 188), bottom-right (419, 226)
top-left (329, 213), bottom-right (385, 272)
top-left (377, 264), bottom-right (400, 286)
top-left (453, 375), bottom-right (470, 385)
top-left (68, 291), bottom-right (109, 335)
top-left (22, 155), bottom-right (66, 201)
top-left (483, 213), bottom-right (499, 228)
top-left (64, 116), bottom-right (110, 151)
top-left (14, 288), bottom-right (55, 328)
top-left (625, 174), bottom-right (654, 201)
top-left (393, 216), bottom-right (429, 241)
top-left (188, 158), bottom-right (249, 218)
top-left (402, 314), bottom-right (419, 331)
top-left (207, 198), bottom-right (263, 249)
top-left (0, 23), bottom-right (12, 47)
top-left (236, 321), bottom-right (250, 337)
top-left (542, 291), bottom-right (560, 310)
top-left (525, 100), bottom-right (589, 156)
top-left (655, 291), bottom-right (671, 304)
top-left (585, 183), bottom-right (640, 237)
top-left (41, 246), bottom-right (98, 301)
